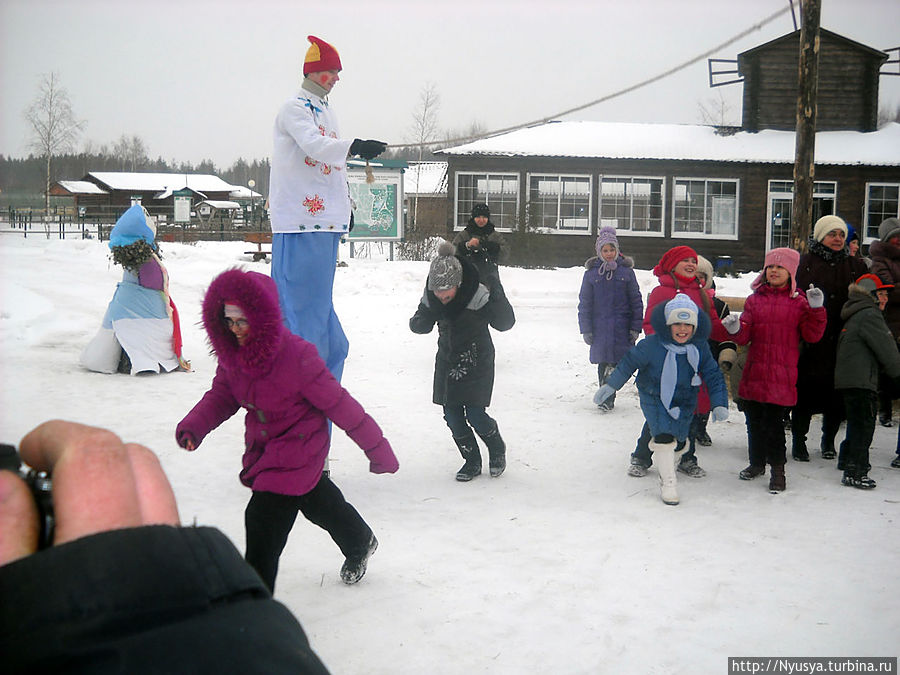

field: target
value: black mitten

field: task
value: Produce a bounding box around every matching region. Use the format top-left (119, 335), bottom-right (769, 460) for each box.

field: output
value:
top-left (349, 139), bottom-right (387, 160)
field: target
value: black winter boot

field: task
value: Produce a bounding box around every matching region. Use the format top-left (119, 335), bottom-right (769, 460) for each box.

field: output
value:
top-left (477, 428), bottom-right (507, 477)
top-left (453, 434), bottom-right (482, 481)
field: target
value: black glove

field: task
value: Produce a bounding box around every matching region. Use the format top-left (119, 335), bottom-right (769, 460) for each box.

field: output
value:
top-left (349, 139), bottom-right (387, 160)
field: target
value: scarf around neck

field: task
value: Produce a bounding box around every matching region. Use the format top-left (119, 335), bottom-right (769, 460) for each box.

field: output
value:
top-left (660, 342), bottom-right (701, 419)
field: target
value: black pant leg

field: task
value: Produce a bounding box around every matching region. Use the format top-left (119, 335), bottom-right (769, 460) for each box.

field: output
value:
top-left (297, 473), bottom-right (373, 559)
top-left (841, 389), bottom-right (877, 477)
top-left (244, 490), bottom-right (303, 593)
top-left (632, 422), bottom-right (652, 467)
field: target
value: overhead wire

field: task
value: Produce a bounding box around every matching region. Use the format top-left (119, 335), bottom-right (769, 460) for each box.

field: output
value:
top-left (387, 4), bottom-right (792, 151)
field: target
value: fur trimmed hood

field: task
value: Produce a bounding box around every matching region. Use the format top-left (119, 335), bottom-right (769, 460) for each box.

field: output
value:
top-left (202, 268), bottom-right (287, 373)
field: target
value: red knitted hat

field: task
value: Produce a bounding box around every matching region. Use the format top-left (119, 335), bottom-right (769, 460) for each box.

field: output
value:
top-left (653, 245), bottom-right (698, 277)
top-left (303, 35), bottom-right (342, 75)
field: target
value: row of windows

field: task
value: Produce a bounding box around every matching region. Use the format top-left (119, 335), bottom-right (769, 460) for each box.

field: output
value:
top-left (454, 171), bottom-right (900, 242)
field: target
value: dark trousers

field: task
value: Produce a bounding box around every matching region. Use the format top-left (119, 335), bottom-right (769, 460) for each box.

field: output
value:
top-left (443, 404), bottom-right (498, 440)
top-left (244, 474), bottom-right (373, 592)
top-left (791, 390), bottom-right (844, 453)
top-left (598, 362), bottom-right (617, 406)
top-left (743, 400), bottom-right (789, 467)
top-left (838, 388), bottom-right (877, 478)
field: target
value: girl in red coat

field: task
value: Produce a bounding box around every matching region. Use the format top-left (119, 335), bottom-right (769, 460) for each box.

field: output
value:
top-left (628, 246), bottom-right (730, 478)
top-left (723, 248), bottom-right (826, 492)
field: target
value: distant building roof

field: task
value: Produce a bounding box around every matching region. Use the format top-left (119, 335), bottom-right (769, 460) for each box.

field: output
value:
top-left (404, 162), bottom-right (448, 195)
top-left (54, 180), bottom-right (108, 195)
top-left (85, 171), bottom-right (239, 193)
top-left (438, 121), bottom-right (900, 166)
top-left (197, 200), bottom-right (241, 210)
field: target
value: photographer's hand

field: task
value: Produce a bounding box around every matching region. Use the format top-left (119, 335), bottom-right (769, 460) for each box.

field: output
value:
top-left (0, 420), bottom-right (180, 565)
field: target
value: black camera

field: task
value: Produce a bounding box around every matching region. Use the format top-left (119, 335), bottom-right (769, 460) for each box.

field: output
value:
top-left (0, 443), bottom-right (55, 549)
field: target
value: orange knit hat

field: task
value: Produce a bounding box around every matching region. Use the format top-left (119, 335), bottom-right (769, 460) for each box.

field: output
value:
top-left (303, 35), bottom-right (342, 75)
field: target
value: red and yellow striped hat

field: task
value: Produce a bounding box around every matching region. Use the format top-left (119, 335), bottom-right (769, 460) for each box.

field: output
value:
top-left (303, 35), bottom-right (342, 75)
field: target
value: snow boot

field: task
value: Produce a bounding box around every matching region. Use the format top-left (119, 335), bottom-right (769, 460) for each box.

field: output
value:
top-left (650, 440), bottom-right (681, 505)
top-left (453, 434), bottom-right (482, 481)
top-left (627, 455), bottom-right (649, 477)
top-left (769, 464), bottom-right (786, 493)
top-left (340, 534), bottom-right (378, 585)
top-left (842, 472), bottom-right (876, 489)
top-left (891, 455), bottom-right (900, 469)
top-left (739, 464), bottom-right (766, 480)
top-left (477, 427), bottom-right (507, 478)
top-left (792, 439), bottom-right (809, 462)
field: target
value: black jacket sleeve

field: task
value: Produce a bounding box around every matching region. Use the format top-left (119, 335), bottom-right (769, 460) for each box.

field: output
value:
top-left (0, 526), bottom-right (331, 675)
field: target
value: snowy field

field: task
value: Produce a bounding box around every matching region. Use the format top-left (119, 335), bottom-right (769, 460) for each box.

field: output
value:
top-left (1, 233), bottom-right (898, 673)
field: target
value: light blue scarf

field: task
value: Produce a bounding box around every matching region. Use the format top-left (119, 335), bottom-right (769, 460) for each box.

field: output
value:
top-left (660, 342), bottom-right (701, 419)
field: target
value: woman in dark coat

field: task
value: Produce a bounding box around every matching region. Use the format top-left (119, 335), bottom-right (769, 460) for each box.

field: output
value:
top-left (792, 215), bottom-right (868, 461)
top-left (452, 203), bottom-right (504, 286)
top-left (410, 242), bottom-right (515, 481)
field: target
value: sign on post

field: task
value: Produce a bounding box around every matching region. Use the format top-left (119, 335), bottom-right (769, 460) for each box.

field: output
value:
top-left (347, 163), bottom-right (404, 242)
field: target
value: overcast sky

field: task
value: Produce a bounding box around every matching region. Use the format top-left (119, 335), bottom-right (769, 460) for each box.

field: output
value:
top-left (2, 0), bottom-right (898, 171)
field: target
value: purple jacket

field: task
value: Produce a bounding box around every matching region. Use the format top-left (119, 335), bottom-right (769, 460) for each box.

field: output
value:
top-left (577, 255), bottom-right (643, 364)
top-left (176, 269), bottom-right (397, 496)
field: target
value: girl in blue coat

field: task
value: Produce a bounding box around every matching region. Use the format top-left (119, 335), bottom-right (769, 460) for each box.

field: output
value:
top-left (577, 227), bottom-right (643, 411)
top-left (595, 294), bottom-right (729, 505)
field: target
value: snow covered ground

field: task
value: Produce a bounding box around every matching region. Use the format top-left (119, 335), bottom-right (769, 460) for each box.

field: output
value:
top-left (1, 233), bottom-right (897, 673)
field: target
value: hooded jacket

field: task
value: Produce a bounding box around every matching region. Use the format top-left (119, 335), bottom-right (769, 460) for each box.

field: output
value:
top-left (732, 280), bottom-right (826, 407)
top-left (642, 271), bottom-right (730, 343)
top-left (409, 256), bottom-right (515, 407)
top-left (176, 269), bottom-right (396, 496)
top-left (868, 239), bottom-right (900, 338)
top-left (577, 254), bottom-right (643, 364)
top-left (835, 283), bottom-right (900, 392)
top-left (606, 302), bottom-right (727, 440)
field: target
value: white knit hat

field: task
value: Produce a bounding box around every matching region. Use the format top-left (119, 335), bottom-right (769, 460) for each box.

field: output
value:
top-left (813, 215), bottom-right (847, 242)
top-left (664, 293), bottom-right (699, 327)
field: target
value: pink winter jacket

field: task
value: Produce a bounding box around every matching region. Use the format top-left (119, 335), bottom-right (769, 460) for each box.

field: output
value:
top-left (733, 282), bottom-right (826, 407)
top-left (176, 269), bottom-right (397, 496)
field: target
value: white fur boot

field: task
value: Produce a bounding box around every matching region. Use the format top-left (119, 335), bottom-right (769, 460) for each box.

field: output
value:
top-left (650, 440), bottom-right (681, 505)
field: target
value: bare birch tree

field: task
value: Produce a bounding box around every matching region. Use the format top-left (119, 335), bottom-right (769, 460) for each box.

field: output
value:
top-left (24, 72), bottom-right (85, 212)
top-left (408, 83), bottom-right (441, 233)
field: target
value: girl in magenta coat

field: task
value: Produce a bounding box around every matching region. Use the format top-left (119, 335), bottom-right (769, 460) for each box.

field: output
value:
top-left (176, 268), bottom-right (398, 591)
top-left (724, 248), bottom-right (826, 492)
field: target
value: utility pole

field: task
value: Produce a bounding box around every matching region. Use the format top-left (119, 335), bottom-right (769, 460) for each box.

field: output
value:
top-left (792, 0), bottom-right (821, 252)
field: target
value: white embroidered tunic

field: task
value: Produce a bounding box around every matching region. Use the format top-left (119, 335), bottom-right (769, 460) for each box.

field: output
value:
top-left (269, 88), bottom-right (354, 233)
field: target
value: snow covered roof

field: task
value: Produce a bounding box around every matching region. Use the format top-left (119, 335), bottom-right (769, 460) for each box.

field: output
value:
top-left (54, 180), bottom-right (108, 195)
top-left (438, 121), bottom-right (900, 166)
top-left (197, 200), bottom-right (241, 210)
top-left (86, 172), bottom-right (239, 193)
top-left (228, 185), bottom-right (263, 199)
top-left (404, 162), bottom-right (447, 195)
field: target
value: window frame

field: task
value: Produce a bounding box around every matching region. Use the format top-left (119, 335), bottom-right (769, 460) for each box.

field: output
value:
top-left (454, 171), bottom-right (520, 233)
top-left (525, 172), bottom-right (593, 235)
top-left (597, 174), bottom-right (666, 238)
top-left (863, 182), bottom-right (900, 244)
top-left (671, 176), bottom-right (740, 240)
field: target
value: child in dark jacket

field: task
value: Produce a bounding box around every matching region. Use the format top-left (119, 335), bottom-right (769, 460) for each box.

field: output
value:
top-left (452, 203), bottom-right (504, 286)
top-left (595, 294), bottom-right (729, 505)
top-left (577, 226), bottom-right (643, 411)
top-left (834, 274), bottom-right (900, 489)
top-left (410, 241), bottom-right (516, 481)
top-left (722, 247), bottom-right (826, 493)
top-left (176, 269), bottom-right (398, 592)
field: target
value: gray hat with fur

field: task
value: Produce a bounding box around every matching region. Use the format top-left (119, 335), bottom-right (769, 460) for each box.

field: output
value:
top-left (879, 217), bottom-right (900, 243)
top-left (428, 241), bottom-right (463, 291)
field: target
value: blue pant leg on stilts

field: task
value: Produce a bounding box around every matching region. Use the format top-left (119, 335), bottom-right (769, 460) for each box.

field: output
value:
top-left (272, 232), bottom-right (349, 381)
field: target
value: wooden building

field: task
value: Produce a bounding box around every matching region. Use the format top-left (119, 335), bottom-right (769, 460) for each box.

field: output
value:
top-left (50, 171), bottom-right (260, 225)
top-left (437, 27), bottom-right (899, 271)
